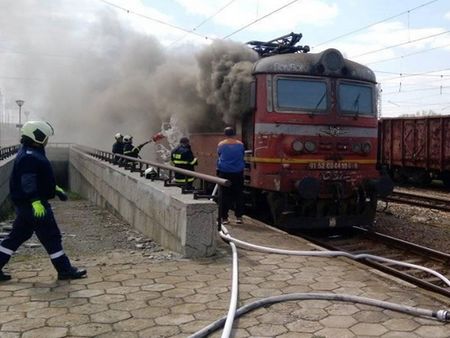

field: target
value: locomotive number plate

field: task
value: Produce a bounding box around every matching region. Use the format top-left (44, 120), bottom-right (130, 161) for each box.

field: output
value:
top-left (308, 161), bottom-right (358, 170)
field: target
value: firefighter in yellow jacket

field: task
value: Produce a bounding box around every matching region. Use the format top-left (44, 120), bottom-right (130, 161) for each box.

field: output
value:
top-left (170, 137), bottom-right (198, 190)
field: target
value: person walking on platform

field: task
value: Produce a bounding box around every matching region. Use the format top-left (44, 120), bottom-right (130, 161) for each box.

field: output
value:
top-left (112, 132), bottom-right (124, 164)
top-left (0, 121), bottom-right (87, 281)
top-left (217, 127), bottom-right (245, 224)
top-left (171, 137), bottom-right (198, 190)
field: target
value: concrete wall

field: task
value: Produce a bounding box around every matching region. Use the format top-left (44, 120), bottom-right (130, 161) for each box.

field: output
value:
top-left (69, 147), bottom-right (218, 257)
top-left (47, 146), bottom-right (70, 188)
top-left (0, 156), bottom-right (14, 218)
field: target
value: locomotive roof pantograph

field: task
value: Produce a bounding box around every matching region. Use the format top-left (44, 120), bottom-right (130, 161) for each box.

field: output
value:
top-left (246, 32), bottom-right (310, 57)
top-left (246, 32), bottom-right (376, 83)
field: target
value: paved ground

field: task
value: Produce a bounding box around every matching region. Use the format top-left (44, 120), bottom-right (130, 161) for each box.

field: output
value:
top-left (0, 200), bottom-right (449, 337)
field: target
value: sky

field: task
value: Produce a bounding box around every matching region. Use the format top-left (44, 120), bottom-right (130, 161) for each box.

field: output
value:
top-left (1, 0), bottom-right (450, 146)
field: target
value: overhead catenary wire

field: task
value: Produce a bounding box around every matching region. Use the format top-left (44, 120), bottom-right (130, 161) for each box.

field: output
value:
top-left (382, 85), bottom-right (450, 95)
top-left (222, 0), bottom-right (301, 39)
top-left (168, 0), bottom-right (237, 47)
top-left (367, 42), bottom-right (450, 66)
top-left (314, 0), bottom-right (440, 47)
top-left (352, 29), bottom-right (450, 58)
top-left (375, 67), bottom-right (450, 80)
top-left (98, 0), bottom-right (209, 40)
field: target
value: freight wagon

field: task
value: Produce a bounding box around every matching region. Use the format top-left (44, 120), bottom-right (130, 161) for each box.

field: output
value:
top-left (378, 115), bottom-right (450, 188)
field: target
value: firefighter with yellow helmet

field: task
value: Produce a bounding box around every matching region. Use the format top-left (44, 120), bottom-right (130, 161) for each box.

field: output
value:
top-left (0, 121), bottom-right (87, 281)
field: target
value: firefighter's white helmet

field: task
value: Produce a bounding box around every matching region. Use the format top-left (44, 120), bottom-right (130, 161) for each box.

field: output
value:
top-left (114, 133), bottom-right (123, 140)
top-left (123, 135), bottom-right (132, 143)
top-left (144, 167), bottom-right (158, 179)
top-left (21, 121), bottom-right (54, 145)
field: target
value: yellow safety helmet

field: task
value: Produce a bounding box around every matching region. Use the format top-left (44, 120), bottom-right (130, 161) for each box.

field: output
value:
top-left (21, 121), bottom-right (54, 144)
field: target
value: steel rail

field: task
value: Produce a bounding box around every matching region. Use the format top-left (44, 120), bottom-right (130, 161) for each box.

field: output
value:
top-left (299, 227), bottom-right (450, 298)
top-left (384, 191), bottom-right (450, 212)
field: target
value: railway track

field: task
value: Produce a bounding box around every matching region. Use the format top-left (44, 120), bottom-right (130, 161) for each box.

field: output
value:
top-left (383, 189), bottom-right (450, 212)
top-left (300, 227), bottom-right (450, 298)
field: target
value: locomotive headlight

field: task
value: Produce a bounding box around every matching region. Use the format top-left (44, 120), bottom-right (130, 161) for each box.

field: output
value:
top-left (292, 140), bottom-right (304, 152)
top-left (304, 141), bottom-right (317, 152)
top-left (352, 143), bottom-right (361, 153)
top-left (323, 50), bottom-right (344, 71)
top-left (362, 142), bottom-right (372, 153)
top-left (319, 49), bottom-right (345, 73)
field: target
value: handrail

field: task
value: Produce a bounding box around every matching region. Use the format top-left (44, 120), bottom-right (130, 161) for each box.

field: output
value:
top-left (0, 144), bottom-right (20, 161)
top-left (73, 144), bottom-right (230, 187)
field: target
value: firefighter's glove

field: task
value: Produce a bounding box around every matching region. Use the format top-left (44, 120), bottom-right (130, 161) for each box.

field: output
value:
top-left (31, 200), bottom-right (46, 218)
top-left (55, 185), bottom-right (68, 201)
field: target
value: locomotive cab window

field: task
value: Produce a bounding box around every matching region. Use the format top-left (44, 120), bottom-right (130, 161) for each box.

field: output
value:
top-left (338, 82), bottom-right (374, 116)
top-left (274, 77), bottom-right (328, 114)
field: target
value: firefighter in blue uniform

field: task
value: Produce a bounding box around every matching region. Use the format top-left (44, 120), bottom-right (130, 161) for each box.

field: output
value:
top-left (171, 137), bottom-right (198, 190)
top-left (112, 132), bottom-right (124, 164)
top-left (0, 121), bottom-right (87, 281)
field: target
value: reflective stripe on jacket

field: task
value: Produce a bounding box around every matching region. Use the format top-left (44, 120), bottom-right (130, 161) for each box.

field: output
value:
top-left (170, 144), bottom-right (198, 182)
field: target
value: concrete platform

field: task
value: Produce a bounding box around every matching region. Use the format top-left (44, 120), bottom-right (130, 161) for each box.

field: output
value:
top-left (0, 204), bottom-right (449, 337)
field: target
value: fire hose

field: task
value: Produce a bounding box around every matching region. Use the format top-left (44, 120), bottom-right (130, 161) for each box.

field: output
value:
top-left (189, 225), bottom-right (450, 338)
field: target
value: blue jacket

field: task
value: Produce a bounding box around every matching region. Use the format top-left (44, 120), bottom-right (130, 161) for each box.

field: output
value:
top-left (112, 141), bottom-right (124, 154)
top-left (217, 138), bottom-right (245, 173)
top-left (9, 145), bottom-right (56, 205)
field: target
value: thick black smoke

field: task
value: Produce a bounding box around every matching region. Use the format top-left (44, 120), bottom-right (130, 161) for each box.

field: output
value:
top-left (196, 40), bottom-right (259, 124)
top-left (0, 1), bottom-right (258, 150)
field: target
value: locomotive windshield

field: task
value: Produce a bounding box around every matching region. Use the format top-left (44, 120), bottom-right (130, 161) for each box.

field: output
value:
top-left (338, 82), bottom-right (374, 116)
top-left (275, 78), bottom-right (327, 113)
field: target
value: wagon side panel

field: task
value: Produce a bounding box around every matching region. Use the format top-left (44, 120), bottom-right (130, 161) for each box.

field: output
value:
top-left (444, 116), bottom-right (450, 171)
top-left (390, 119), bottom-right (404, 167)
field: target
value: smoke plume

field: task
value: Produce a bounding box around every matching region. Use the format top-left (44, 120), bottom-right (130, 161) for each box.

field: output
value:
top-left (0, 1), bottom-right (259, 151)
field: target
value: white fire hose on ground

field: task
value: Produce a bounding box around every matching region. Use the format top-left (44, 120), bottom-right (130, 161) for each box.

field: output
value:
top-left (189, 225), bottom-right (450, 338)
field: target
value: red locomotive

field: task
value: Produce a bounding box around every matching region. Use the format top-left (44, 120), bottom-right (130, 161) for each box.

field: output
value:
top-left (190, 33), bottom-right (393, 229)
top-left (378, 115), bottom-right (450, 188)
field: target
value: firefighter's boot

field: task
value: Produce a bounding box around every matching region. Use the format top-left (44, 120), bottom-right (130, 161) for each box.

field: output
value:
top-left (58, 267), bottom-right (87, 280)
top-left (0, 270), bottom-right (11, 281)
top-left (52, 254), bottom-right (87, 280)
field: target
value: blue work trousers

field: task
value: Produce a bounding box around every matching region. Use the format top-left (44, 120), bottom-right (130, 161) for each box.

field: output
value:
top-left (0, 203), bottom-right (72, 273)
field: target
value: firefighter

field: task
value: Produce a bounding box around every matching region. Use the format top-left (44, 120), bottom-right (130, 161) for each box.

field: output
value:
top-left (123, 135), bottom-right (153, 159)
top-left (0, 121), bottom-right (87, 281)
top-left (112, 132), bottom-right (124, 164)
top-left (122, 135), bottom-right (138, 158)
top-left (170, 137), bottom-right (198, 190)
top-left (217, 127), bottom-right (245, 224)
